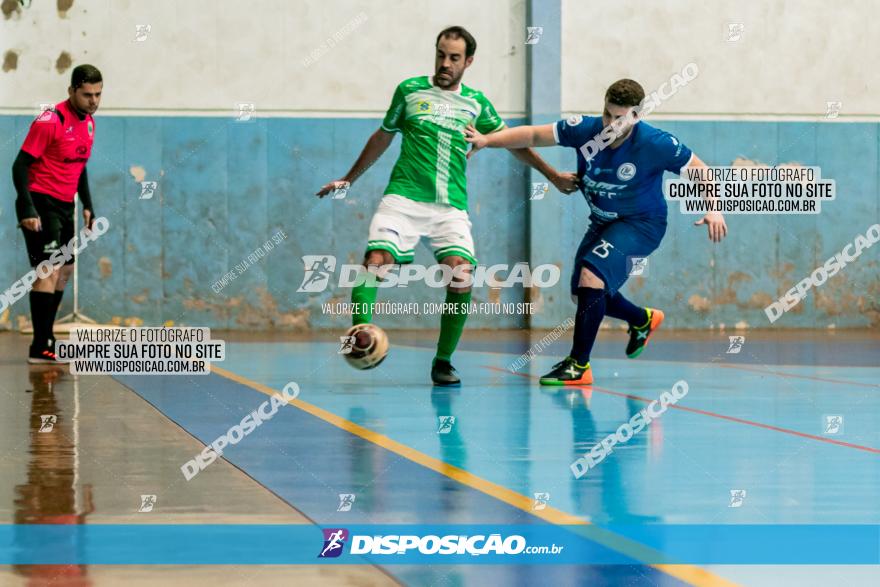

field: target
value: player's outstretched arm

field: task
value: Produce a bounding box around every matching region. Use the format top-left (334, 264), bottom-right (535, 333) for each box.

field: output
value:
top-left (316, 129), bottom-right (394, 198)
top-left (687, 154), bottom-right (728, 243)
top-left (463, 123), bottom-right (556, 157)
top-left (508, 148), bottom-right (578, 194)
top-left (465, 124), bottom-right (576, 193)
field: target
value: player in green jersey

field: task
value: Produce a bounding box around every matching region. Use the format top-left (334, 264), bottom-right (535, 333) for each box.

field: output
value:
top-left (318, 26), bottom-right (576, 385)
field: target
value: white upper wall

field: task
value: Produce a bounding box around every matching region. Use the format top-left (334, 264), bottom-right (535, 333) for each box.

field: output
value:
top-left (8, 0), bottom-right (869, 119)
top-left (561, 0), bottom-right (879, 116)
top-left (0, 0), bottom-right (526, 116)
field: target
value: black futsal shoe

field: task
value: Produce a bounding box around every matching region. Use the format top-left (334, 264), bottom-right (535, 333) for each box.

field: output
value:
top-left (431, 359), bottom-right (461, 386)
top-left (626, 308), bottom-right (665, 358)
top-left (28, 339), bottom-right (59, 365)
top-left (539, 357), bottom-right (593, 386)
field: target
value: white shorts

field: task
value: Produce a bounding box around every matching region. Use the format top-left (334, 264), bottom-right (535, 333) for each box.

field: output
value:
top-left (366, 194), bottom-right (477, 264)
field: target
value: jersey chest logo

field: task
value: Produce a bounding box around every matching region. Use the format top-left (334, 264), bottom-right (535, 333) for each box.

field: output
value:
top-left (616, 163), bottom-right (637, 181)
top-left (432, 102), bottom-right (452, 121)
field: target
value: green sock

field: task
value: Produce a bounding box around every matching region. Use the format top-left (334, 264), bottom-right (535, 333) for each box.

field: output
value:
top-left (351, 272), bottom-right (379, 325)
top-left (435, 289), bottom-right (472, 362)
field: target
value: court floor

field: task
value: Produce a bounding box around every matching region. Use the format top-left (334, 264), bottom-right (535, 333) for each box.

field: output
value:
top-left (0, 329), bottom-right (877, 586)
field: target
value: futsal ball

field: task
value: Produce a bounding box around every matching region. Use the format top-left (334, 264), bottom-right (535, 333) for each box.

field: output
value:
top-left (342, 323), bottom-right (389, 370)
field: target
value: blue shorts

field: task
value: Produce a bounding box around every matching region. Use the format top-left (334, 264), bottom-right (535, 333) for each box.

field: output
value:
top-left (570, 215), bottom-right (667, 295)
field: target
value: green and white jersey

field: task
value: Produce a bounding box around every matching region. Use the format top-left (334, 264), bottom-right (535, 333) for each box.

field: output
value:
top-left (381, 76), bottom-right (505, 211)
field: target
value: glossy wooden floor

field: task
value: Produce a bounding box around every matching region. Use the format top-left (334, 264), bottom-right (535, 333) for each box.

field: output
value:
top-left (0, 330), bottom-right (878, 586)
top-left (0, 333), bottom-right (396, 587)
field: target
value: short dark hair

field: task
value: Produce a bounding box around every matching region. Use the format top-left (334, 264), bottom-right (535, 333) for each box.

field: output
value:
top-left (605, 79), bottom-right (645, 108)
top-left (71, 64), bottom-right (102, 90)
top-left (436, 26), bottom-right (476, 57)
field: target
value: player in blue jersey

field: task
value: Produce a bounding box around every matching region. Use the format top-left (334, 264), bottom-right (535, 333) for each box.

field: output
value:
top-left (465, 79), bottom-right (727, 384)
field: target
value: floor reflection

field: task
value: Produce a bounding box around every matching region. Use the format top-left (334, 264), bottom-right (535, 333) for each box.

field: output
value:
top-left (544, 386), bottom-right (663, 524)
top-left (14, 368), bottom-right (94, 586)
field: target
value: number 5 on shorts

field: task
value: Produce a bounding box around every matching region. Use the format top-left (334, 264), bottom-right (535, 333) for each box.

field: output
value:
top-left (591, 239), bottom-right (614, 259)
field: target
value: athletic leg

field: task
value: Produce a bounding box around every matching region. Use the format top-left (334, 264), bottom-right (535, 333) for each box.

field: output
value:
top-left (541, 216), bottom-right (666, 384)
top-left (351, 249), bottom-right (392, 325)
top-left (352, 195), bottom-right (419, 326)
top-left (604, 291), bottom-right (648, 326)
top-left (605, 218), bottom-right (668, 359)
top-left (540, 224), bottom-right (606, 385)
top-left (431, 254), bottom-right (471, 385)
top-left (21, 193), bottom-right (69, 363)
top-left (428, 204), bottom-right (477, 385)
top-left (570, 266), bottom-right (606, 365)
top-left (47, 208), bottom-right (76, 344)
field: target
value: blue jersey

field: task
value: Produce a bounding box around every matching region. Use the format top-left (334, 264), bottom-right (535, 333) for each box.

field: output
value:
top-left (554, 115), bottom-right (693, 220)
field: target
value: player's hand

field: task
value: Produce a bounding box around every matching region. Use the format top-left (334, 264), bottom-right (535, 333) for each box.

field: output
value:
top-left (20, 217), bottom-right (41, 232)
top-left (551, 171), bottom-right (579, 194)
top-left (694, 211), bottom-right (727, 242)
top-left (463, 125), bottom-right (488, 159)
top-left (83, 208), bottom-right (94, 230)
top-left (316, 180), bottom-right (351, 198)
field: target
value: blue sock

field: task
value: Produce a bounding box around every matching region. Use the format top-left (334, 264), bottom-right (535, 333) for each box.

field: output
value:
top-left (605, 291), bottom-right (648, 326)
top-left (570, 286), bottom-right (606, 365)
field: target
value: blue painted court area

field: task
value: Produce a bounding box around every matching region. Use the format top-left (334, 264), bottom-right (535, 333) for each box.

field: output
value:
top-left (115, 337), bottom-right (880, 586)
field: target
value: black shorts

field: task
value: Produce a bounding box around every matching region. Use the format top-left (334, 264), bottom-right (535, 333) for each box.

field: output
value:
top-left (21, 192), bottom-right (76, 268)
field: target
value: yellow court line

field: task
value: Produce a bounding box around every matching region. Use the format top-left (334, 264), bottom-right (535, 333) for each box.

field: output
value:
top-left (211, 365), bottom-right (739, 587)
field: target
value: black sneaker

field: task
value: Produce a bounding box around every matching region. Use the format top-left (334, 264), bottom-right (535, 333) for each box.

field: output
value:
top-left (539, 357), bottom-right (593, 386)
top-left (28, 339), bottom-right (59, 365)
top-left (626, 308), bottom-right (664, 358)
top-left (431, 359), bottom-right (461, 386)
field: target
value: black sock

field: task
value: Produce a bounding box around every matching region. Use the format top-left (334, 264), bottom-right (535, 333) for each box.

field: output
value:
top-left (48, 290), bottom-right (65, 342)
top-left (604, 291), bottom-right (648, 327)
top-left (570, 286), bottom-right (606, 365)
top-left (29, 291), bottom-right (55, 349)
